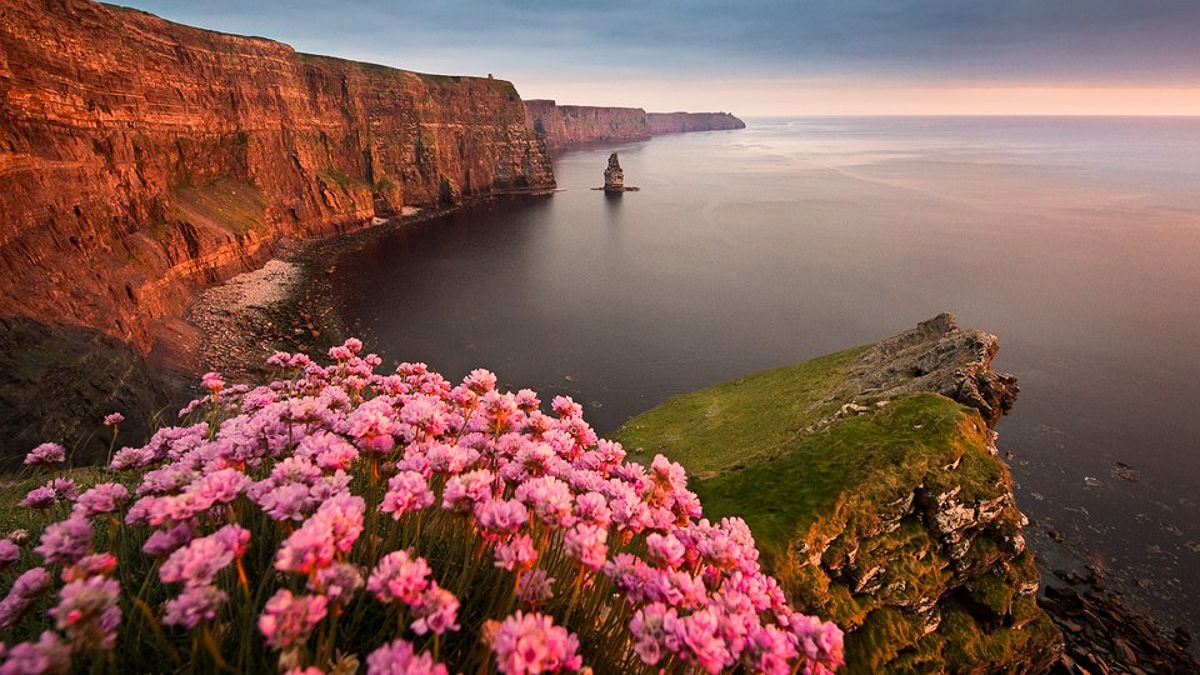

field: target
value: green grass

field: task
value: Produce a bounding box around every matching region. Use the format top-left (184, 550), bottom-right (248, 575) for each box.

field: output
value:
top-left (616, 347), bottom-right (867, 476)
top-left (319, 167), bottom-right (369, 190)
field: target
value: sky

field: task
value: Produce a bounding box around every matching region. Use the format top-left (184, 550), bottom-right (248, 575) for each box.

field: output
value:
top-left (118, 1), bottom-right (1200, 116)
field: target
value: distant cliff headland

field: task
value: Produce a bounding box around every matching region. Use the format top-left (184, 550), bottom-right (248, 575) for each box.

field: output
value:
top-left (525, 100), bottom-right (745, 151)
top-left (0, 0), bottom-right (745, 460)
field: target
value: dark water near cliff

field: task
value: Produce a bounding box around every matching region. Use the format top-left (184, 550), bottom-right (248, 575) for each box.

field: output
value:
top-left (332, 117), bottom-right (1200, 633)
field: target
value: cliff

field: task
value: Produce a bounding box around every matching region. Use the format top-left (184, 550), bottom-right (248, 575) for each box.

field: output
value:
top-left (524, 99), bottom-right (744, 151)
top-left (617, 314), bottom-right (1063, 673)
top-left (646, 111), bottom-right (746, 135)
top-left (0, 0), bottom-right (555, 355)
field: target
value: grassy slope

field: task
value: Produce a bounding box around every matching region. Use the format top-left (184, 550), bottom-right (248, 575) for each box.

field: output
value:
top-left (615, 348), bottom-right (1060, 673)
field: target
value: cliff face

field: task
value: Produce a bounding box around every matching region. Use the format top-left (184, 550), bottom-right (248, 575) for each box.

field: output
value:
top-left (617, 315), bottom-right (1062, 673)
top-left (646, 111), bottom-right (745, 135)
top-left (0, 0), bottom-right (555, 353)
top-left (524, 99), bottom-right (744, 151)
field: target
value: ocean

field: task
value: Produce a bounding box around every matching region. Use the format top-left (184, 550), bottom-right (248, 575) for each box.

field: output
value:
top-left (331, 116), bottom-right (1200, 634)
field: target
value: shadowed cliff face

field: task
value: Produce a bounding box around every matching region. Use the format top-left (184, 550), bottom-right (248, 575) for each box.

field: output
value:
top-left (0, 0), bottom-right (555, 352)
top-left (524, 99), bottom-right (745, 151)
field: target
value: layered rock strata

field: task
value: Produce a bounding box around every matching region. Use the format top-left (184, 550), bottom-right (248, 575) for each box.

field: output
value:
top-left (524, 99), bottom-right (744, 151)
top-left (0, 0), bottom-right (555, 354)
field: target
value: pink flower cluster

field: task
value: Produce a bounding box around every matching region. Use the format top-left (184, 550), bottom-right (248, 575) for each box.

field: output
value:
top-left (0, 338), bottom-right (842, 674)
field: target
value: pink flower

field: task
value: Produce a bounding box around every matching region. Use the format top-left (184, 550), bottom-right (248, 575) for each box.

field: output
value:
top-left (160, 525), bottom-right (249, 588)
top-left (163, 585), bottom-right (227, 628)
top-left (366, 639), bottom-right (448, 675)
top-left (309, 563), bottom-right (363, 604)
top-left (410, 584), bottom-right (460, 636)
top-left (275, 522), bottom-right (335, 577)
top-left (35, 516), bottom-right (93, 565)
top-left (18, 486), bottom-right (57, 510)
top-left (441, 469), bottom-right (495, 513)
top-left (463, 369), bottom-right (498, 395)
top-left (0, 540), bottom-right (18, 568)
top-left (494, 534), bottom-right (537, 573)
top-left (380, 471), bottom-right (434, 518)
top-left (629, 602), bottom-right (677, 665)
top-left (646, 532), bottom-right (686, 569)
top-left (786, 613), bottom-right (845, 674)
top-left (23, 443), bottom-right (66, 466)
top-left (62, 553), bottom-right (117, 583)
top-left (490, 611), bottom-right (582, 674)
top-left (475, 499), bottom-right (528, 539)
top-left (668, 608), bottom-right (731, 674)
top-left (563, 523), bottom-right (608, 571)
top-left (0, 567), bottom-right (52, 630)
top-left (103, 412), bottom-right (125, 427)
top-left (367, 550), bottom-right (431, 605)
top-left (201, 371), bottom-right (225, 394)
top-left (346, 399), bottom-right (397, 453)
top-left (71, 483), bottom-right (130, 518)
top-left (0, 631), bottom-right (70, 675)
top-left (258, 589), bottom-right (327, 650)
top-left (50, 575), bottom-right (121, 650)
top-left (515, 570), bottom-right (555, 607)
top-left (142, 524), bottom-right (193, 557)
top-left (514, 476), bottom-right (575, 528)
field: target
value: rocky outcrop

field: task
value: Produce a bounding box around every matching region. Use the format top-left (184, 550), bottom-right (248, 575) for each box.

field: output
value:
top-left (0, 0), bottom-right (555, 355)
top-left (603, 153), bottom-right (624, 190)
top-left (524, 100), bottom-right (744, 151)
top-left (837, 313), bottom-right (1019, 427)
top-left (616, 315), bottom-right (1063, 673)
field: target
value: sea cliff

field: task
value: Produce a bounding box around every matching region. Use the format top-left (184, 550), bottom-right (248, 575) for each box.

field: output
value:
top-left (0, 0), bottom-right (555, 355)
top-left (524, 99), bottom-right (744, 151)
top-left (617, 315), bottom-right (1064, 672)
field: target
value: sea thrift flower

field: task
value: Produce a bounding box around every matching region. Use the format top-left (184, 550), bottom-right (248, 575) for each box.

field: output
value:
top-left (367, 551), bottom-right (431, 605)
top-left (366, 639), bottom-right (448, 675)
top-left (258, 590), bottom-right (328, 650)
top-left (143, 524), bottom-right (193, 557)
top-left (514, 476), bottom-right (575, 528)
top-left (103, 412), bottom-right (125, 427)
top-left (24, 443), bottom-right (66, 466)
top-left (516, 570), bottom-right (555, 607)
top-left (62, 553), bottom-right (117, 583)
top-left (441, 469), bottom-right (495, 512)
top-left (50, 575), bottom-right (121, 650)
top-left (71, 483), bottom-right (130, 518)
top-left (0, 567), bottom-right (52, 629)
top-left (669, 608), bottom-right (730, 674)
top-left (475, 499), bottom-right (528, 538)
top-left (490, 611), bottom-right (582, 675)
top-left (787, 614), bottom-right (845, 674)
top-left (18, 487), bottom-right (57, 510)
top-left (410, 585), bottom-right (460, 636)
top-left (380, 471), bottom-right (435, 518)
top-left (163, 585), bottom-right (228, 628)
top-left (309, 563), bottom-right (363, 604)
top-left (563, 523), bottom-right (608, 571)
top-left (201, 371), bottom-right (225, 394)
top-left (646, 532), bottom-right (687, 569)
top-left (0, 540), bottom-right (18, 567)
top-left (160, 524), bottom-right (249, 588)
top-left (494, 534), bottom-right (538, 572)
top-left (629, 602), bottom-right (677, 665)
top-left (0, 631), bottom-right (70, 675)
top-left (35, 517), bottom-right (93, 565)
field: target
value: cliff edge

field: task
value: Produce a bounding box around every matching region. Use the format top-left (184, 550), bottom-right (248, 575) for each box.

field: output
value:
top-left (617, 315), bottom-right (1063, 673)
top-left (0, 0), bottom-right (555, 354)
top-left (524, 100), bottom-right (745, 151)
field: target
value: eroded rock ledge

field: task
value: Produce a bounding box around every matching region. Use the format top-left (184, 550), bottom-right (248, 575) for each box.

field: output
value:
top-left (616, 314), bottom-right (1063, 673)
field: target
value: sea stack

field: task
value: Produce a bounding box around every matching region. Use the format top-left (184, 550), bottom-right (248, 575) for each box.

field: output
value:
top-left (596, 152), bottom-right (639, 192)
top-left (604, 152), bottom-right (625, 190)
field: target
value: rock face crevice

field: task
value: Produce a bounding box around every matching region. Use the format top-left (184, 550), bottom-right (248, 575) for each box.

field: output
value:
top-left (0, 0), bottom-right (555, 352)
top-left (524, 99), bottom-right (745, 151)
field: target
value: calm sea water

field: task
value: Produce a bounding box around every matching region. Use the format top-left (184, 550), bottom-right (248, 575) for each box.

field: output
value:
top-left (332, 117), bottom-right (1200, 633)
